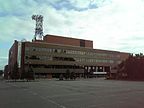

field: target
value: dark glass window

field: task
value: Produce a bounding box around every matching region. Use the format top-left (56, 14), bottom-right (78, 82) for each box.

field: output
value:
top-left (54, 49), bottom-right (57, 53)
top-left (53, 57), bottom-right (75, 61)
top-left (29, 55), bottom-right (39, 60)
top-left (80, 40), bottom-right (85, 47)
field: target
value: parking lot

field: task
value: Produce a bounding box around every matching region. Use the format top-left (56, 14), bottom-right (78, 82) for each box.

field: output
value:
top-left (0, 78), bottom-right (144, 108)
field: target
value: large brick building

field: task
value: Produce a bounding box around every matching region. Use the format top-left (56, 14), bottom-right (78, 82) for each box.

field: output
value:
top-left (8, 34), bottom-right (129, 79)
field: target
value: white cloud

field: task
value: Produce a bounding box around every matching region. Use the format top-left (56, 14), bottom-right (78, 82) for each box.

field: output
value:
top-left (71, 0), bottom-right (90, 8)
top-left (0, 16), bottom-right (34, 41)
top-left (46, 0), bottom-right (144, 53)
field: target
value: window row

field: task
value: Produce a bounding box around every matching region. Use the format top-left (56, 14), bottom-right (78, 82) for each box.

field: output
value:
top-left (75, 58), bottom-right (114, 63)
top-left (25, 46), bottom-right (120, 58)
top-left (25, 55), bottom-right (115, 63)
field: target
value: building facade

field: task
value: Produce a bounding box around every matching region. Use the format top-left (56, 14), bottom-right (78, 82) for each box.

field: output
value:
top-left (8, 35), bottom-right (129, 79)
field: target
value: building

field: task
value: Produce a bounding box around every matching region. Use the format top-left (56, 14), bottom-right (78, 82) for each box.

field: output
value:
top-left (8, 34), bottom-right (129, 79)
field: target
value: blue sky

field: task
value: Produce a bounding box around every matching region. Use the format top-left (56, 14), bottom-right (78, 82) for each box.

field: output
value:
top-left (1, 0), bottom-right (144, 70)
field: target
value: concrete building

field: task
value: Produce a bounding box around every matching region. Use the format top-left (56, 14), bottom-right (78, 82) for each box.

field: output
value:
top-left (8, 34), bottom-right (129, 79)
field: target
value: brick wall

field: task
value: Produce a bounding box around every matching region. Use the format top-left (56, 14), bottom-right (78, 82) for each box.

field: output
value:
top-left (8, 40), bottom-right (18, 74)
top-left (43, 34), bottom-right (93, 48)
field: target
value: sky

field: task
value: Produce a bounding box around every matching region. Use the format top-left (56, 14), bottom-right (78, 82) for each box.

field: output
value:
top-left (1, 0), bottom-right (144, 70)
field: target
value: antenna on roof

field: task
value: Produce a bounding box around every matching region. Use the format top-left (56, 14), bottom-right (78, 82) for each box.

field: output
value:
top-left (32, 15), bottom-right (43, 41)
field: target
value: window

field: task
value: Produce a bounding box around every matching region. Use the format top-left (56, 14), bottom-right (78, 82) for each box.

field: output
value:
top-left (109, 60), bottom-right (114, 63)
top-left (80, 40), bottom-right (85, 47)
top-left (25, 47), bottom-right (29, 51)
top-left (54, 49), bottom-right (57, 53)
top-left (53, 57), bottom-right (75, 61)
top-left (33, 48), bottom-right (36, 51)
top-left (25, 56), bottom-right (29, 59)
top-left (57, 49), bottom-right (61, 53)
top-left (29, 55), bottom-right (39, 60)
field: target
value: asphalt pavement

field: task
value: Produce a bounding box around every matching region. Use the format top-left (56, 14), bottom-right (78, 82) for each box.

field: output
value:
top-left (0, 78), bottom-right (144, 108)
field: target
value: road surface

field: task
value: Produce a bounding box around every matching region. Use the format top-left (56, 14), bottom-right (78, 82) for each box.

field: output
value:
top-left (0, 78), bottom-right (144, 108)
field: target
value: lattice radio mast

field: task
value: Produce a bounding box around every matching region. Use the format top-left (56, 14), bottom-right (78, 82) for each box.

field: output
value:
top-left (32, 15), bottom-right (43, 40)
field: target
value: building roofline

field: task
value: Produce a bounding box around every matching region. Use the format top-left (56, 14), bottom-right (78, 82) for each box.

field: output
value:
top-left (44, 34), bottom-right (93, 42)
top-left (26, 41), bottom-right (129, 54)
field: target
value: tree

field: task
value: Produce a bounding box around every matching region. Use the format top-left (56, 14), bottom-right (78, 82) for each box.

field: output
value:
top-left (20, 65), bottom-right (34, 81)
top-left (65, 69), bottom-right (70, 80)
top-left (26, 65), bottom-right (34, 80)
top-left (116, 55), bottom-right (144, 80)
top-left (11, 62), bottom-right (19, 80)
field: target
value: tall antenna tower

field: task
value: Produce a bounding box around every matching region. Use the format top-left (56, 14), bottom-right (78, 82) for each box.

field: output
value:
top-left (32, 15), bottom-right (43, 40)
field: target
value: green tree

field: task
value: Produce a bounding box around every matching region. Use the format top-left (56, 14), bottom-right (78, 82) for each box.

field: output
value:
top-left (11, 62), bottom-right (19, 80)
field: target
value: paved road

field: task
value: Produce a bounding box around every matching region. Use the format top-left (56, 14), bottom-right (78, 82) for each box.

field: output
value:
top-left (0, 78), bottom-right (144, 108)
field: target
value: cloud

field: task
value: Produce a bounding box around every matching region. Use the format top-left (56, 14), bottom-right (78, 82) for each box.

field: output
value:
top-left (45, 0), bottom-right (112, 11)
top-left (0, 16), bottom-right (34, 41)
